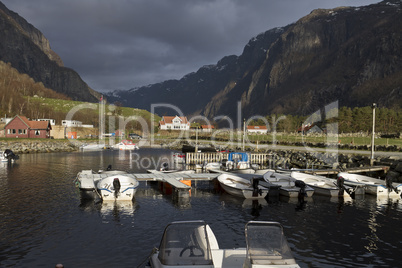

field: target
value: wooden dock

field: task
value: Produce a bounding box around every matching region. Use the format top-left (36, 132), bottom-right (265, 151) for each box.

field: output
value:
top-left (303, 165), bottom-right (389, 175)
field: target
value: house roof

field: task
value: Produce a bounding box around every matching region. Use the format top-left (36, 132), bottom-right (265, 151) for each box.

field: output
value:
top-left (5, 115), bottom-right (51, 130)
top-left (201, 125), bottom-right (214, 129)
top-left (297, 124), bottom-right (314, 132)
top-left (29, 120), bottom-right (51, 130)
top-left (247, 125), bottom-right (267, 130)
top-left (161, 116), bottom-right (188, 124)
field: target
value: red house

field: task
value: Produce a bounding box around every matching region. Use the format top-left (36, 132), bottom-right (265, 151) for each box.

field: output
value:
top-left (4, 115), bottom-right (52, 139)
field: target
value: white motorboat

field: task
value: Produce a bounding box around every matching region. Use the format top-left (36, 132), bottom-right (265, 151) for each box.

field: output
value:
top-left (147, 169), bottom-right (196, 175)
top-left (290, 172), bottom-right (356, 197)
top-left (217, 173), bottom-right (269, 199)
top-left (74, 169), bottom-right (128, 200)
top-left (147, 162), bottom-right (195, 174)
top-left (115, 139), bottom-right (139, 150)
top-left (147, 220), bottom-right (300, 268)
top-left (80, 143), bottom-right (105, 151)
top-left (75, 170), bottom-right (103, 199)
top-left (263, 171), bottom-right (314, 198)
top-left (337, 172), bottom-right (401, 197)
top-left (203, 162), bottom-right (221, 171)
top-left (96, 174), bottom-right (139, 201)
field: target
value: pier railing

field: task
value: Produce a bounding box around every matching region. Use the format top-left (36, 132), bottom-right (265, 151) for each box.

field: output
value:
top-left (185, 152), bottom-right (272, 165)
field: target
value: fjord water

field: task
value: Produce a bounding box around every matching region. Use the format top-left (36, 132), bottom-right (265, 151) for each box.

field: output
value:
top-left (0, 149), bottom-right (401, 268)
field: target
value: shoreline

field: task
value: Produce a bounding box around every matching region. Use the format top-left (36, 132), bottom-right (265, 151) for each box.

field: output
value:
top-left (1, 139), bottom-right (401, 182)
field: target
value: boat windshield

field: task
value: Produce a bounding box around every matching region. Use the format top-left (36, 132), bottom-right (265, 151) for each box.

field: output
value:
top-left (245, 221), bottom-right (297, 266)
top-left (158, 221), bottom-right (213, 266)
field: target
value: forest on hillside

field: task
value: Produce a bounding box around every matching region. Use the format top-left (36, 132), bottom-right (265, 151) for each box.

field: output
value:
top-left (0, 60), bottom-right (73, 122)
top-left (1, 60), bottom-right (400, 134)
top-left (0, 61), bottom-right (156, 131)
top-left (249, 106), bottom-right (401, 134)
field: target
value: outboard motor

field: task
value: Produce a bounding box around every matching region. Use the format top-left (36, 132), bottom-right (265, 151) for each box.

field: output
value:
top-left (251, 177), bottom-right (262, 197)
top-left (221, 159), bottom-right (228, 168)
top-left (4, 149), bottom-right (19, 160)
top-left (337, 175), bottom-right (355, 199)
top-left (113, 178), bottom-right (121, 198)
top-left (295, 180), bottom-right (307, 201)
top-left (160, 162), bottom-right (169, 171)
top-left (385, 175), bottom-right (399, 194)
top-left (337, 176), bottom-right (345, 196)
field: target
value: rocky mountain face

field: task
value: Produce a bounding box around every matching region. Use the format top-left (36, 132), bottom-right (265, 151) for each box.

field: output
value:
top-left (0, 1), bottom-right (99, 102)
top-left (107, 0), bottom-right (401, 122)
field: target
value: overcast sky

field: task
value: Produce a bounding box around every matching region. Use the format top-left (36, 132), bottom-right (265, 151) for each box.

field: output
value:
top-left (2, 0), bottom-right (380, 92)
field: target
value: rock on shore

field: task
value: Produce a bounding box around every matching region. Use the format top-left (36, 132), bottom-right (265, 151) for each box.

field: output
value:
top-left (0, 140), bottom-right (78, 154)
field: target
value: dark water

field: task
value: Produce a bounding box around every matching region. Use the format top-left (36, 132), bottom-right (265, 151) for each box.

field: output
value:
top-left (0, 149), bottom-right (401, 268)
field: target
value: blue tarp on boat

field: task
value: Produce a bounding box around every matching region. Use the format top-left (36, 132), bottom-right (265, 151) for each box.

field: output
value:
top-left (227, 152), bottom-right (248, 162)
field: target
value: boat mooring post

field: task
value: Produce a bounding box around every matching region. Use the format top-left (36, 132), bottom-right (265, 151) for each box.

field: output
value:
top-left (370, 103), bottom-right (376, 166)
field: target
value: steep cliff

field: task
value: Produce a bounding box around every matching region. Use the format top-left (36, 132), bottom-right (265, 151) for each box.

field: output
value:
top-left (107, 0), bottom-right (401, 121)
top-left (0, 1), bottom-right (100, 102)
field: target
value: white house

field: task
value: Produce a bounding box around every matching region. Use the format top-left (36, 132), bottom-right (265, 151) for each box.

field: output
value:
top-left (35, 119), bottom-right (56, 126)
top-left (62, 120), bottom-right (82, 127)
top-left (159, 116), bottom-right (190, 130)
top-left (247, 125), bottom-right (268, 134)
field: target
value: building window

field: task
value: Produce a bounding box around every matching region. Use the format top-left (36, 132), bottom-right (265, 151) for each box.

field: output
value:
top-left (8, 129), bottom-right (16, 134)
top-left (35, 130), bottom-right (40, 136)
top-left (18, 129), bottom-right (27, 134)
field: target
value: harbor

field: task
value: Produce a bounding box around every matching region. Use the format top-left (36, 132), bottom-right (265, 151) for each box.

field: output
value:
top-left (1, 148), bottom-right (402, 267)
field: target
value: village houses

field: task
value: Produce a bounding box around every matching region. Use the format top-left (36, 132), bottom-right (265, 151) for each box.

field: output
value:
top-left (159, 116), bottom-right (190, 130)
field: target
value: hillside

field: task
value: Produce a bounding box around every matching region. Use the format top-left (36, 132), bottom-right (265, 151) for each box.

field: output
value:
top-left (0, 1), bottom-right (100, 102)
top-left (106, 0), bottom-right (402, 123)
top-left (0, 60), bottom-right (158, 133)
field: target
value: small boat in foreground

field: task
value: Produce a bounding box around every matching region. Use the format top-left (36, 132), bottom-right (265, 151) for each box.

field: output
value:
top-left (147, 220), bottom-right (300, 268)
top-left (337, 172), bottom-right (401, 197)
top-left (96, 174), bottom-right (139, 201)
top-left (263, 171), bottom-right (314, 198)
top-left (217, 174), bottom-right (269, 199)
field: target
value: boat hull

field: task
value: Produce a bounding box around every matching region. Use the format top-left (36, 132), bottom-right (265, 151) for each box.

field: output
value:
top-left (338, 172), bottom-right (401, 197)
top-left (264, 171), bottom-right (314, 198)
top-left (291, 172), bottom-right (350, 197)
top-left (97, 175), bottom-right (139, 201)
top-left (218, 174), bottom-right (268, 199)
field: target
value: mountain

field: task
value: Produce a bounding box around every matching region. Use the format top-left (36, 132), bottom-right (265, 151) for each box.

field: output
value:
top-left (107, 0), bottom-right (401, 122)
top-left (0, 1), bottom-right (99, 102)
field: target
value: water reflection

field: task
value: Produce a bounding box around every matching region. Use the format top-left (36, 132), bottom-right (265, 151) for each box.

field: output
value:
top-left (79, 199), bottom-right (138, 223)
top-left (364, 195), bottom-right (401, 254)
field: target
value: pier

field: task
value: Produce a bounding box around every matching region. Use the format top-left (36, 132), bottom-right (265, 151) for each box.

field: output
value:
top-left (303, 165), bottom-right (390, 175)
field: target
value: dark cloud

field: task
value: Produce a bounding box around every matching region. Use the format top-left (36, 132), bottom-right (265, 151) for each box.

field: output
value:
top-left (2, 0), bottom-right (380, 92)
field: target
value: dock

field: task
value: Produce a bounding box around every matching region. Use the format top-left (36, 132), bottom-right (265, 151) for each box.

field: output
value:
top-left (303, 165), bottom-right (389, 175)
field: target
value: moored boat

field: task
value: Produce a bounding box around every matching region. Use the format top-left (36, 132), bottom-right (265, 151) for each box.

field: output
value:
top-left (147, 220), bottom-right (300, 268)
top-left (217, 173), bottom-right (269, 199)
top-left (96, 174), bottom-right (139, 201)
top-left (337, 172), bottom-right (401, 197)
top-left (263, 171), bottom-right (314, 198)
top-left (224, 152), bottom-right (255, 174)
top-left (290, 171), bottom-right (357, 197)
top-left (115, 139), bottom-right (139, 150)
